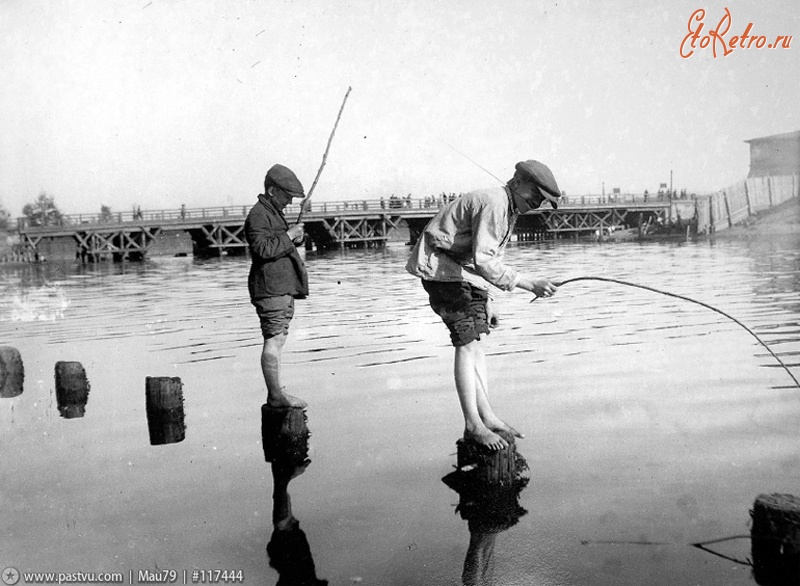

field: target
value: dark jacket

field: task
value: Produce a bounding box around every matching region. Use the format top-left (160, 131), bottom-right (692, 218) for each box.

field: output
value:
top-left (245, 195), bottom-right (309, 300)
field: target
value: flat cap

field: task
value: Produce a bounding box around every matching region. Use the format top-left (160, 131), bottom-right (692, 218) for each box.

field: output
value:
top-left (265, 164), bottom-right (305, 197)
top-left (515, 160), bottom-right (561, 208)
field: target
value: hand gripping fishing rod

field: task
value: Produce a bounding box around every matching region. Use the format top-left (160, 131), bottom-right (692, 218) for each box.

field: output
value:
top-left (441, 143), bottom-right (799, 389)
top-left (296, 86), bottom-right (352, 224)
top-left (532, 276), bottom-right (800, 389)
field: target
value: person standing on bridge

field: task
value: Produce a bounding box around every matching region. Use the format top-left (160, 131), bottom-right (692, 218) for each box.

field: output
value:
top-left (406, 160), bottom-right (561, 450)
top-left (245, 164), bottom-right (308, 408)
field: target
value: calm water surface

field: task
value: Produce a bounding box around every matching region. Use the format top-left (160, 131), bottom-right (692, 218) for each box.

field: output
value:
top-left (2, 233), bottom-right (800, 585)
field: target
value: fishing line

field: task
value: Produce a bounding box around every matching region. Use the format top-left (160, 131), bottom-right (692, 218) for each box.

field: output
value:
top-left (532, 276), bottom-right (800, 389)
top-left (437, 138), bottom-right (507, 186)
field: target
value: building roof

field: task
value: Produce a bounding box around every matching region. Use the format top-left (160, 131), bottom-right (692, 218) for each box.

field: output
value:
top-left (744, 129), bottom-right (800, 143)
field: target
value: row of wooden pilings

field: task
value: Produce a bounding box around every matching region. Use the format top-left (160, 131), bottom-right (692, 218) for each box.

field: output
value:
top-left (0, 346), bottom-right (185, 445)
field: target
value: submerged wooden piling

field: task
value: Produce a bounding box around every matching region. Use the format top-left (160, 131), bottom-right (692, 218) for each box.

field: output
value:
top-left (55, 361), bottom-right (90, 418)
top-left (0, 346), bottom-right (24, 398)
top-left (455, 430), bottom-right (520, 486)
top-left (752, 493), bottom-right (800, 585)
top-left (145, 377), bottom-right (185, 445)
top-left (443, 430), bottom-right (529, 536)
top-left (261, 405), bottom-right (310, 469)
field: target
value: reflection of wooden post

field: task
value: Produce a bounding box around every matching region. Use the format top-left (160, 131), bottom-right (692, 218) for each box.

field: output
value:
top-left (752, 493), bottom-right (800, 586)
top-left (145, 377), bottom-right (185, 445)
top-left (0, 346), bottom-right (24, 398)
top-left (456, 430), bottom-right (518, 486)
top-left (55, 361), bottom-right (90, 418)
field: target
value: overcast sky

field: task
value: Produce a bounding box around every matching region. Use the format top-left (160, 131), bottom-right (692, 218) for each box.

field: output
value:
top-left (1, 0), bottom-right (798, 216)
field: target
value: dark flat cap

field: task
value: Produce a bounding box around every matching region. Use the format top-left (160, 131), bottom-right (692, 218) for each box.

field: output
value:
top-left (265, 164), bottom-right (305, 197)
top-left (515, 160), bottom-right (561, 208)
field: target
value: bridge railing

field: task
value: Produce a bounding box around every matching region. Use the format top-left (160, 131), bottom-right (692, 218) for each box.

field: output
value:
top-left (17, 192), bottom-right (689, 231)
top-left (16, 198), bottom-right (458, 230)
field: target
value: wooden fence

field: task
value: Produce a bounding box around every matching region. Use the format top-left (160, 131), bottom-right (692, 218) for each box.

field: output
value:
top-left (695, 174), bottom-right (798, 234)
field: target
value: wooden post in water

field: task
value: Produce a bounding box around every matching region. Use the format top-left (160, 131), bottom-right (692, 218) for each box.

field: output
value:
top-left (145, 377), bottom-right (186, 445)
top-left (454, 430), bottom-right (520, 486)
top-left (751, 493), bottom-right (800, 585)
top-left (55, 361), bottom-right (90, 418)
top-left (261, 405), bottom-right (310, 469)
top-left (0, 346), bottom-right (24, 399)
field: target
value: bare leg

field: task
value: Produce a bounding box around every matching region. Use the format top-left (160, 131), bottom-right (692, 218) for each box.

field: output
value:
top-left (455, 340), bottom-right (508, 450)
top-left (474, 347), bottom-right (524, 439)
top-left (261, 334), bottom-right (306, 408)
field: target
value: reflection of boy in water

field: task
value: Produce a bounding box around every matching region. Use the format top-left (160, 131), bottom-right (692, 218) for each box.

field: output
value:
top-left (406, 160), bottom-right (561, 450)
top-left (267, 460), bottom-right (328, 586)
top-left (263, 406), bottom-right (327, 585)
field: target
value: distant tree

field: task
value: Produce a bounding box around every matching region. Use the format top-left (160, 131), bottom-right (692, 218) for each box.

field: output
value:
top-left (99, 205), bottom-right (114, 223)
top-left (0, 202), bottom-right (9, 231)
top-left (22, 192), bottom-right (63, 227)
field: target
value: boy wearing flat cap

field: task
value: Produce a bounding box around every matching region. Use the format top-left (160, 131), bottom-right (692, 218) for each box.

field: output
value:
top-left (406, 160), bottom-right (561, 450)
top-left (245, 163), bottom-right (308, 408)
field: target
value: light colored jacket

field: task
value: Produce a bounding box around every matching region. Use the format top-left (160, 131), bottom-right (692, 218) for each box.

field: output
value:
top-left (405, 186), bottom-right (520, 291)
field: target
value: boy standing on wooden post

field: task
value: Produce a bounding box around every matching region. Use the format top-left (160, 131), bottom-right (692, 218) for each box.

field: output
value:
top-left (406, 160), bottom-right (561, 450)
top-left (245, 164), bottom-right (308, 408)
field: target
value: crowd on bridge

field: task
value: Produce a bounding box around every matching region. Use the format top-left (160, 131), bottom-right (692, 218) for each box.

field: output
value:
top-left (381, 192), bottom-right (461, 210)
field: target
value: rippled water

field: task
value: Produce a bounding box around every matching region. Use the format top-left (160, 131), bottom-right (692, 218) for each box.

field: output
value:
top-left (2, 232), bottom-right (800, 585)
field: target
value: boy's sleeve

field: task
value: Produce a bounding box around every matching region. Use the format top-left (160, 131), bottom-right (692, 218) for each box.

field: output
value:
top-left (245, 212), bottom-right (295, 261)
top-left (469, 201), bottom-right (520, 291)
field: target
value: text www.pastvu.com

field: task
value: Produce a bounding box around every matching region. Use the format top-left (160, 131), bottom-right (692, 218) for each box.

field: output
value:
top-left (21, 571), bottom-right (124, 584)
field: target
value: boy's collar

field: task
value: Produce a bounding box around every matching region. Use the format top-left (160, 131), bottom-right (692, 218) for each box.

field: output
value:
top-left (258, 194), bottom-right (285, 215)
top-left (505, 185), bottom-right (522, 213)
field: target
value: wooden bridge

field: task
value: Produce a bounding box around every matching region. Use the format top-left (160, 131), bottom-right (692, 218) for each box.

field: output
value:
top-left (15, 195), bottom-right (674, 262)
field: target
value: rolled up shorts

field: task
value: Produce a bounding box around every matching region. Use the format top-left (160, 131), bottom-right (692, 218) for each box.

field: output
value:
top-left (421, 279), bottom-right (489, 347)
top-left (253, 295), bottom-right (295, 339)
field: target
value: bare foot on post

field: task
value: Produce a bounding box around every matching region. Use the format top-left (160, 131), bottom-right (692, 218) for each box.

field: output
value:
top-left (464, 425), bottom-right (509, 451)
top-left (481, 415), bottom-right (525, 439)
top-left (267, 387), bottom-right (307, 409)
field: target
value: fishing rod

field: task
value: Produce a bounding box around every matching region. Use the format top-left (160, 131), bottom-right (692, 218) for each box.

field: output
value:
top-left (440, 143), bottom-right (798, 389)
top-left (297, 86), bottom-right (352, 224)
top-left (532, 276), bottom-right (800, 389)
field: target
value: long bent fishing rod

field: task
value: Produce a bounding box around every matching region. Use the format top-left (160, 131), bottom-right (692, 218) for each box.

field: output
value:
top-left (440, 142), bottom-right (799, 389)
top-left (297, 86), bottom-right (352, 224)
top-left (533, 276), bottom-right (800, 389)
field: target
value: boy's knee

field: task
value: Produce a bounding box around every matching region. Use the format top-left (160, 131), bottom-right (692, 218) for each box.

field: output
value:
top-left (262, 334), bottom-right (287, 354)
top-left (455, 338), bottom-right (482, 355)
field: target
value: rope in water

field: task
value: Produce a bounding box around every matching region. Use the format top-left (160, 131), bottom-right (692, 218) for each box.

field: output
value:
top-left (533, 276), bottom-right (800, 389)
